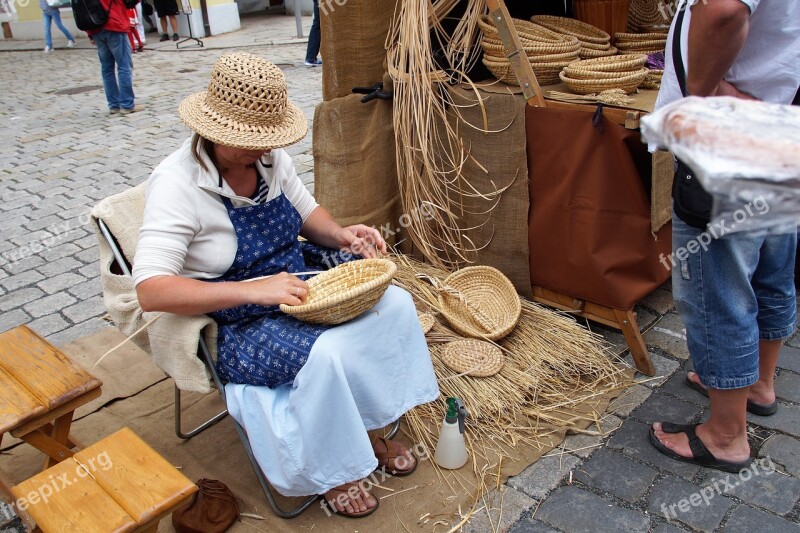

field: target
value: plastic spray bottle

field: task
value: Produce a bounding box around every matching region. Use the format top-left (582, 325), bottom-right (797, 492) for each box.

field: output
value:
top-left (434, 397), bottom-right (469, 469)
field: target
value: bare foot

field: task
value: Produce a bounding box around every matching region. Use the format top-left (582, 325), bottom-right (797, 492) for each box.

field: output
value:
top-left (687, 371), bottom-right (775, 407)
top-left (323, 481), bottom-right (378, 517)
top-left (651, 422), bottom-right (750, 463)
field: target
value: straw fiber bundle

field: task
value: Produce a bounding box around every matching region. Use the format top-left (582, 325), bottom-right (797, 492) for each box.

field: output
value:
top-left (388, 0), bottom-right (502, 271)
top-left (391, 255), bottom-right (630, 479)
top-left (279, 259), bottom-right (395, 324)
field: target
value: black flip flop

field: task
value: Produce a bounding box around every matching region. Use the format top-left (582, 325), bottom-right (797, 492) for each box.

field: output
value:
top-left (649, 422), bottom-right (752, 473)
top-left (684, 373), bottom-right (778, 416)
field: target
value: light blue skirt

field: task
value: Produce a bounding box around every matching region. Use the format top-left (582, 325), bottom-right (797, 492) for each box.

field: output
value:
top-left (225, 285), bottom-right (440, 497)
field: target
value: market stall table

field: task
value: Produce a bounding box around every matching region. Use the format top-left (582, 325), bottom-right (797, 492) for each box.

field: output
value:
top-left (0, 325), bottom-right (103, 499)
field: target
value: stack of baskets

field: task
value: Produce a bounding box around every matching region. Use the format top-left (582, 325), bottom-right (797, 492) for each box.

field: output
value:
top-left (641, 68), bottom-right (664, 89)
top-left (559, 53), bottom-right (649, 95)
top-left (627, 0), bottom-right (670, 32)
top-left (479, 16), bottom-right (580, 86)
top-left (614, 31), bottom-right (668, 55)
top-left (531, 15), bottom-right (617, 59)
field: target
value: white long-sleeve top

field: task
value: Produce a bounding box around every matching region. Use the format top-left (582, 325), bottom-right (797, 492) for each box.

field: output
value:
top-left (132, 136), bottom-right (319, 286)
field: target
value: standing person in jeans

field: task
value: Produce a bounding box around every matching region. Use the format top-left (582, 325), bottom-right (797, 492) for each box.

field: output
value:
top-left (649, 0), bottom-right (800, 472)
top-left (39, 0), bottom-right (76, 52)
top-left (86, 0), bottom-right (140, 115)
top-left (304, 0), bottom-right (321, 66)
top-left (154, 0), bottom-right (179, 41)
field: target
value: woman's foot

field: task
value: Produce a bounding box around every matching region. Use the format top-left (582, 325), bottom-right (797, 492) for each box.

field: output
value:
top-left (323, 481), bottom-right (378, 518)
top-left (371, 436), bottom-right (417, 476)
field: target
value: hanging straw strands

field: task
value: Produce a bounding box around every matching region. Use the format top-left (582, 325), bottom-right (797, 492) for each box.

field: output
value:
top-left (387, 0), bottom-right (509, 271)
top-left (390, 255), bottom-right (631, 476)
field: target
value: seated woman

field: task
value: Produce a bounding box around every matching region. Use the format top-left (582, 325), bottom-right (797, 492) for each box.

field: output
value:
top-left (132, 52), bottom-right (439, 518)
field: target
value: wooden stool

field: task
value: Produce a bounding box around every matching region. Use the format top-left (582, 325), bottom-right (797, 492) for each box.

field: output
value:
top-left (0, 325), bottom-right (103, 501)
top-left (10, 427), bottom-right (198, 532)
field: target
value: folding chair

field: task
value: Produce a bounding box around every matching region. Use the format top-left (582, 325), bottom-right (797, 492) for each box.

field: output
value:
top-left (94, 192), bottom-right (399, 519)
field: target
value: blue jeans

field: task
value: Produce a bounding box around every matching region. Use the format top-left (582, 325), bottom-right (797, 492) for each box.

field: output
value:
top-left (94, 30), bottom-right (135, 111)
top-left (43, 9), bottom-right (74, 48)
top-left (304, 0), bottom-right (320, 63)
top-left (672, 212), bottom-right (796, 389)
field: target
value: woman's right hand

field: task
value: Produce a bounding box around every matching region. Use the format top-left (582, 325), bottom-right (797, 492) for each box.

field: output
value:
top-left (245, 272), bottom-right (309, 307)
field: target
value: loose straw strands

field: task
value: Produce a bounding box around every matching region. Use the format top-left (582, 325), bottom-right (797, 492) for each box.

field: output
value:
top-left (388, 0), bottom-right (506, 271)
top-left (391, 255), bottom-right (631, 476)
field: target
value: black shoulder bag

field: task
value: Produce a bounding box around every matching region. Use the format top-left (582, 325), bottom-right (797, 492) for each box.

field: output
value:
top-left (670, 3), bottom-right (715, 229)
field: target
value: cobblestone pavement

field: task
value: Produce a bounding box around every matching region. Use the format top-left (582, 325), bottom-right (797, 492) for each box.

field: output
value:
top-left (1, 14), bottom-right (799, 532)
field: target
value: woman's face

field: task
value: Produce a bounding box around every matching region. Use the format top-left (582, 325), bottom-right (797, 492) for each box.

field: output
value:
top-left (214, 144), bottom-right (271, 168)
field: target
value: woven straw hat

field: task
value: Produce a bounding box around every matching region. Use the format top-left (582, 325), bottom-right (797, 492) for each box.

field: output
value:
top-left (178, 52), bottom-right (308, 151)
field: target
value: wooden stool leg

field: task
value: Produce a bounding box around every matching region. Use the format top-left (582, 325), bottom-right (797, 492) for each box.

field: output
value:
top-left (43, 412), bottom-right (74, 469)
top-left (614, 309), bottom-right (655, 376)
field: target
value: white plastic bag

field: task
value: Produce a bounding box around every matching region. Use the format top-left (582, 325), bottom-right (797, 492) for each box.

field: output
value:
top-left (641, 96), bottom-right (800, 233)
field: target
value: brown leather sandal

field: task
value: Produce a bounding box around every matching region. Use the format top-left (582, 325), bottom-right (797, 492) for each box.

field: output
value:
top-left (323, 482), bottom-right (379, 518)
top-left (372, 436), bottom-right (417, 477)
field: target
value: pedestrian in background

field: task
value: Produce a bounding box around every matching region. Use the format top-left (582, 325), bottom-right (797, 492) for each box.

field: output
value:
top-left (154, 0), bottom-right (179, 41)
top-left (303, 0), bottom-right (321, 66)
top-left (128, 7), bottom-right (144, 52)
top-left (39, 0), bottom-right (76, 52)
top-left (86, 0), bottom-right (141, 114)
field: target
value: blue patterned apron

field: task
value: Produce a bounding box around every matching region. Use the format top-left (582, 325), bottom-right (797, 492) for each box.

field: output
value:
top-left (209, 192), bottom-right (345, 388)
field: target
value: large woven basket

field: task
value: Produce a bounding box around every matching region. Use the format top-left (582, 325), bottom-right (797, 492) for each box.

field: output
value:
top-left (279, 259), bottom-right (396, 325)
top-left (560, 68), bottom-right (648, 94)
top-left (435, 266), bottom-right (521, 341)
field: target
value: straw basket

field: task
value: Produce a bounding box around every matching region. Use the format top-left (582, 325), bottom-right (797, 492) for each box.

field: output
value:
top-left (279, 259), bottom-right (396, 325)
top-left (435, 266), bottom-right (521, 341)
top-left (573, 0), bottom-right (631, 36)
top-left (559, 68), bottom-right (648, 94)
top-left (532, 15), bottom-right (611, 45)
top-left (566, 53), bottom-right (647, 73)
top-left (418, 312), bottom-right (436, 334)
top-left (441, 339), bottom-right (504, 378)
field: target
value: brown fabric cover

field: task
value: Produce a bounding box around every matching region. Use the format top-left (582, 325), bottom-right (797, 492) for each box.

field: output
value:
top-left (319, 0), bottom-right (399, 102)
top-left (438, 85), bottom-right (533, 297)
top-left (527, 106), bottom-right (671, 310)
top-left (312, 93), bottom-right (401, 244)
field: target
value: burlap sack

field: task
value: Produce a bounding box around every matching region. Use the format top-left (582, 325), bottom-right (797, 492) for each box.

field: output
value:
top-left (320, 0), bottom-right (399, 101)
top-left (312, 92), bottom-right (401, 244)
top-left (401, 84), bottom-right (533, 297)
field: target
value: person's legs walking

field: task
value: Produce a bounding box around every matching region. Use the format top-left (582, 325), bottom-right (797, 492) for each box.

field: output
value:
top-left (159, 16), bottom-right (169, 40)
top-left (304, 0), bottom-right (321, 65)
top-left (107, 31), bottom-right (135, 110)
top-left (43, 11), bottom-right (53, 51)
top-left (169, 14), bottom-right (178, 39)
top-left (51, 9), bottom-right (75, 44)
top-left (95, 31), bottom-right (121, 111)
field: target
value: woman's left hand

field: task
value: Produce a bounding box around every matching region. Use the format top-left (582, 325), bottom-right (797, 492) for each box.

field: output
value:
top-left (333, 225), bottom-right (387, 259)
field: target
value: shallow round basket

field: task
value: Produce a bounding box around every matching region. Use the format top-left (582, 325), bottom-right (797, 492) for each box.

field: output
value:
top-left (279, 259), bottom-right (396, 325)
top-left (562, 65), bottom-right (641, 80)
top-left (532, 15), bottom-right (611, 45)
top-left (441, 339), bottom-right (504, 378)
top-left (437, 266), bottom-right (521, 341)
top-left (579, 45), bottom-right (619, 59)
top-left (560, 68), bottom-right (647, 94)
top-left (418, 312), bottom-right (436, 335)
top-left (568, 53), bottom-right (647, 72)
top-left (616, 39), bottom-right (666, 51)
top-left (480, 39), bottom-right (581, 60)
top-left (613, 31), bottom-right (668, 43)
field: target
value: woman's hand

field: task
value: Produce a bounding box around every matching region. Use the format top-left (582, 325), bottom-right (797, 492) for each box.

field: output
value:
top-left (245, 272), bottom-right (309, 307)
top-left (333, 225), bottom-right (388, 259)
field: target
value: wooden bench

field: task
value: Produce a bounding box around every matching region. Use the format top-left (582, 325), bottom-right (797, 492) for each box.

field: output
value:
top-left (10, 427), bottom-right (198, 532)
top-left (0, 325), bottom-right (103, 502)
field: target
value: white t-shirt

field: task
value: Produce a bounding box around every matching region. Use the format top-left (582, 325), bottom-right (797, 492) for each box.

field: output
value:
top-left (656, 0), bottom-right (800, 110)
top-left (132, 136), bottom-right (319, 286)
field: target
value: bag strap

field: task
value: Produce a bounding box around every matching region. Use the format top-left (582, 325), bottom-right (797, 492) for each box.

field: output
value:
top-left (672, 0), bottom-right (689, 97)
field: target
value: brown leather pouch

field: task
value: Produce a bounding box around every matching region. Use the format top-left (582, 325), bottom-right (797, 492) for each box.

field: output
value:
top-left (172, 478), bottom-right (240, 533)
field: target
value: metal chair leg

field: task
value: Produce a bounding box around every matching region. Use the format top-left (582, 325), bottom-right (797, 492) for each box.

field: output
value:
top-left (174, 385), bottom-right (229, 440)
